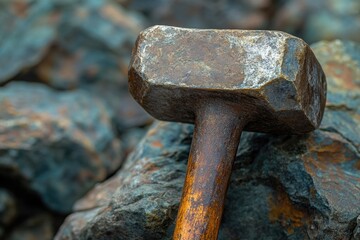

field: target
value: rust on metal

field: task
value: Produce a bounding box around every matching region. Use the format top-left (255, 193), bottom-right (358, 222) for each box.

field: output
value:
top-left (128, 25), bottom-right (327, 240)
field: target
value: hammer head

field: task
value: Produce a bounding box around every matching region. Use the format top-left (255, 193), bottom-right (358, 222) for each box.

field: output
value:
top-left (129, 25), bottom-right (327, 134)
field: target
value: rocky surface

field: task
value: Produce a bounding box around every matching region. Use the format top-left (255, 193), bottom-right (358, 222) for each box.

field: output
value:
top-left (36, 0), bottom-right (144, 90)
top-left (128, 0), bottom-right (360, 44)
top-left (0, 82), bottom-right (123, 213)
top-left (56, 40), bottom-right (360, 239)
top-left (0, 0), bottom-right (359, 239)
top-left (0, 0), bottom-right (151, 133)
top-left (128, 0), bottom-right (273, 30)
top-left (0, 0), bottom-right (58, 84)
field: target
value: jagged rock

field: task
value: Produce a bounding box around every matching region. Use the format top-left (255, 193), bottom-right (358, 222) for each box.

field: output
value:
top-left (311, 40), bottom-right (360, 150)
top-left (0, 82), bottom-right (123, 213)
top-left (0, 1), bottom-right (58, 83)
top-left (0, 0), bottom-right (144, 88)
top-left (55, 40), bottom-right (360, 239)
top-left (36, 0), bottom-right (144, 90)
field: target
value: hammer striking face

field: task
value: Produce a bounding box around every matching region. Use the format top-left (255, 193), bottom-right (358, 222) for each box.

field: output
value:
top-left (129, 26), bottom-right (326, 240)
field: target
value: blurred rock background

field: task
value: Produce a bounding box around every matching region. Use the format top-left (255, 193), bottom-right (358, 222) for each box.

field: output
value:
top-left (0, 0), bottom-right (359, 239)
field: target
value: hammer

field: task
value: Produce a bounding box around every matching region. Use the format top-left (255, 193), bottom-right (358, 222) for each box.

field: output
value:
top-left (128, 26), bottom-right (326, 240)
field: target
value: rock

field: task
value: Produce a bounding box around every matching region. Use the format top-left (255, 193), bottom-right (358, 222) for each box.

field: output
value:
top-left (36, 0), bottom-right (151, 131)
top-left (84, 83), bottom-right (152, 132)
top-left (0, 82), bottom-right (123, 213)
top-left (0, 189), bottom-right (17, 238)
top-left (0, 1), bottom-right (58, 83)
top-left (120, 127), bottom-right (149, 156)
top-left (36, 0), bottom-right (144, 90)
top-left (55, 121), bottom-right (191, 240)
top-left (7, 214), bottom-right (54, 240)
top-left (128, 0), bottom-right (272, 30)
top-left (274, 0), bottom-right (360, 43)
top-left (0, 0), bottom-right (144, 88)
top-left (353, 216), bottom-right (360, 239)
top-left (56, 39), bottom-right (360, 239)
top-left (311, 40), bottom-right (360, 150)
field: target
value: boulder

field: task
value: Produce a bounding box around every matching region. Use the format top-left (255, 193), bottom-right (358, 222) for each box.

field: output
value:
top-left (0, 1), bottom-right (58, 83)
top-left (36, 0), bottom-right (144, 90)
top-left (0, 0), bottom-right (151, 132)
top-left (0, 82), bottom-right (123, 213)
top-left (0, 0), bottom-right (144, 88)
top-left (55, 40), bottom-right (360, 239)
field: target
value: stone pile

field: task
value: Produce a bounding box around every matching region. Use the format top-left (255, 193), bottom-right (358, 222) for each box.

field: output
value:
top-left (0, 0), bottom-right (359, 239)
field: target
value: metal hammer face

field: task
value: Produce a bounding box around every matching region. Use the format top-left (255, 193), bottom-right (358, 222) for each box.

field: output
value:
top-left (129, 25), bottom-right (326, 134)
top-left (128, 25), bottom-right (326, 240)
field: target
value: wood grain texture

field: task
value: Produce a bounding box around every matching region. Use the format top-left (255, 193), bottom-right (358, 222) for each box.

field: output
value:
top-left (173, 101), bottom-right (246, 240)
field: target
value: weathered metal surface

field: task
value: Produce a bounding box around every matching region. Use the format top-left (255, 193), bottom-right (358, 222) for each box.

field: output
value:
top-left (128, 26), bottom-right (326, 239)
top-left (129, 25), bottom-right (327, 134)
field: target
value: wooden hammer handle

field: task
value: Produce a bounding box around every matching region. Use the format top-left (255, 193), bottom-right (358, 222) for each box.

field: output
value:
top-left (173, 101), bottom-right (245, 240)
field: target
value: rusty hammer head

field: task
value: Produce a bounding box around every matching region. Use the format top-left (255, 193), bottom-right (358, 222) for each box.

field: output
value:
top-left (129, 25), bottom-right (326, 134)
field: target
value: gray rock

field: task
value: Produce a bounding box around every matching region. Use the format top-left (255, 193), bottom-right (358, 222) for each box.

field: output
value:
top-left (274, 0), bottom-right (360, 43)
top-left (0, 0), bottom-right (144, 88)
top-left (128, 0), bottom-right (272, 30)
top-left (56, 40), bottom-right (360, 239)
top-left (36, 0), bottom-right (145, 90)
top-left (84, 83), bottom-right (153, 132)
top-left (0, 1), bottom-right (57, 83)
top-left (0, 82), bottom-right (123, 213)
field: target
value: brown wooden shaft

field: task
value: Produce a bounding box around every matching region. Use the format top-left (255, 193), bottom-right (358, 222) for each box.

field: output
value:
top-left (173, 101), bottom-right (247, 240)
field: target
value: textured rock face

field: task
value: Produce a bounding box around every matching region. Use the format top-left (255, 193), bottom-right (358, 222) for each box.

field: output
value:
top-left (36, 0), bottom-right (144, 90)
top-left (0, 0), bottom-right (143, 89)
top-left (56, 40), bottom-right (360, 239)
top-left (129, 26), bottom-right (326, 133)
top-left (0, 82), bottom-right (123, 213)
top-left (0, 0), bottom-right (57, 84)
top-left (0, 0), bottom-right (152, 133)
